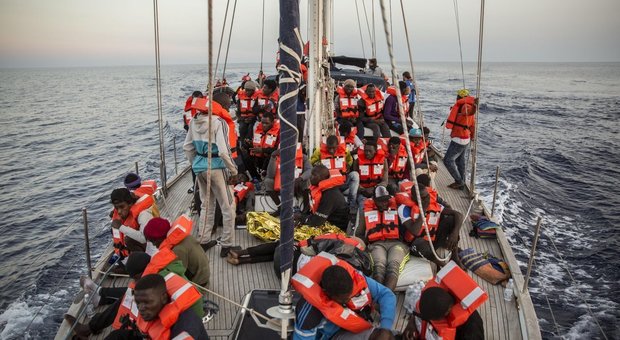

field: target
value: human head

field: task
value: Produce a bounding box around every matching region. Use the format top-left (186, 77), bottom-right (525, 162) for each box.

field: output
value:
top-left (408, 128), bottom-right (423, 145)
top-left (262, 79), bottom-right (278, 96)
top-left (419, 287), bottom-right (455, 320)
top-left (110, 188), bottom-right (137, 220)
top-left (399, 81), bottom-right (411, 96)
top-left (423, 126), bottom-right (430, 138)
top-left (416, 174), bottom-right (431, 187)
top-left (402, 71), bottom-right (412, 80)
top-left (457, 88), bottom-right (469, 99)
top-left (368, 58), bottom-right (377, 69)
top-left (244, 80), bottom-right (258, 96)
top-left (212, 87), bottom-right (234, 110)
top-left (192, 90), bottom-right (204, 98)
top-left (343, 79), bottom-right (356, 95)
top-left (412, 184), bottom-right (430, 209)
top-left (373, 186), bottom-right (391, 211)
top-left (261, 112), bottom-right (275, 131)
top-left (388, 137), bottom-right (401, 156)
top-left (363, 139), bottom-right (378, 160)
top-left (237, 173), bottom-right (249, 183)
top-left (310, 164), bottom-right (330, 186)
top-left (124, 173), bottom-right (141, 190)
top-left (134, 274), bottom-right (169, 322)
top-left (125, 251), bottom-right (151, 280)
top-left (143, 217), bottom-right (171, 247)
top-left (321, 265), bottom-right (353, 304)
top-left (365, 84), bottom-right (376, 99)
top-left (338, 121), bottom-right (353, 137)
top-left (325, 135), bottom-right (339, 155)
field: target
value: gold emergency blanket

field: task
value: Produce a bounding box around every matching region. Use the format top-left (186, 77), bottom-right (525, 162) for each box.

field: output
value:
top-left (246, 212), bottom-right (344, 242)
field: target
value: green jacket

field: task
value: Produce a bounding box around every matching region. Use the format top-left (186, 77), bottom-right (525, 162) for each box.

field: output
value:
top-left (172, 236), bottom-right (211, 288)
top-left (159, 259), bottom-right (205, 318)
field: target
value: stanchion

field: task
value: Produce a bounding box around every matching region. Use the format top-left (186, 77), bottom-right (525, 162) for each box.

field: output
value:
top-left (523, 216), bottom-right (542, 294)
top-left (81, 208), bottom-right (92, 279)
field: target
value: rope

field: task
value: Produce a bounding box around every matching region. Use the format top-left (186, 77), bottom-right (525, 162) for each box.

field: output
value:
top-left (222, 0), bottom-right (238, 80)
top-left (378, 0), bottom-right (449, 263)
top-left (469, 0), bottom-right (485, 193)
top-left (452, 0), bottom-right (467, 89)
top-left (213, 0), bottom-right (231, 81)
top-left (192, 281), bottom-right (271, 323)
top-left (354, 0), bottom-right (366, 60)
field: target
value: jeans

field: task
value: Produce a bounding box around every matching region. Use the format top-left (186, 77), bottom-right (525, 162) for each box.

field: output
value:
top-left (443, 141), bottom-right (469, 185)
top-left (343, 171), bottom-right (360, 210)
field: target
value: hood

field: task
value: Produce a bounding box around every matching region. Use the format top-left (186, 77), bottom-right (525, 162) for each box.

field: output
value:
top-left (192, 114), bottom-right (214, 134)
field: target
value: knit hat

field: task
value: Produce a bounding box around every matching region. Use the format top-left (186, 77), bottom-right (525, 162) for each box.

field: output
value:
top-left (126, 252), bottom-right (151, 277)
top-left (457, 88), bottom-right (470, 98)
top-left (374, 185), bottom-right (391, 201)
top-left (343, 79), bottom-right (356, 88)
top-left (409, 128), bottom-right (423, 138)
top-left (123, 173), bottom-right (141, 190)
top-left (244, 80), bottom-right (258, 90)
top-left (144, 217), bottom-right (171, 240)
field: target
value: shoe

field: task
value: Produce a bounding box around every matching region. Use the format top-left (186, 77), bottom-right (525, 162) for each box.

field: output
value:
top-left (188, 187), bottom-right (194, 194)
top-left (447, 182), bottom-right (464, 190)
top-left (201, 240), bottom-right (218, 252)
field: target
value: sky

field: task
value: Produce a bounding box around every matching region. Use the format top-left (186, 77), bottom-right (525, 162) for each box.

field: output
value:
top-left (0, 0), bottom-right (618, 68)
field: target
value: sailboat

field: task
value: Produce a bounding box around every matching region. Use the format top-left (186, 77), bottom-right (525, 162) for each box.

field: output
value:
top-left (54, 0), bottom-right (542, 339)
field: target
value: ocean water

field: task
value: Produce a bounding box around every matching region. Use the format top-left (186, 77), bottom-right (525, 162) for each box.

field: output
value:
top-left (0, 63), bottom-right (618, 339)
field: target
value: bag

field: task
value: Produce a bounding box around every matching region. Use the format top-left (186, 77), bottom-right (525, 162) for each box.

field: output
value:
top-left (469, 214), bottom-right (500, 239)
top-left (459, 248), bottom-right (511, 285)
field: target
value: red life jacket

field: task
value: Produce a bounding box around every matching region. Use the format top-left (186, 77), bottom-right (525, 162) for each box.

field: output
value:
top-left (385, 140), bottom-right (409, 180)
top-left (309, 170), bottom-right (346, 213)
top-left (183, 96), bottom-right (199, 126)
top-left (233, 181), bottom-right (255, 204)
top-left (409, 139), bottom-right (426, 165)
top-left (236, 89), bottom-right (256, 117)
top-left (336, 86), bottom-right (361, 119)
top-left (191, 98), bottom-right (238, 158)
top-left (274, 143), bottom-right (304, 192)
top-left (133, 180), bottom-right (158, 198)
top-left (135, 272), bottom-right (203, 340)
top-left (399, 180), bottom-right (414, 194)
top-left (111, 195), bottom-right (156, 257)
top-left (297, 233), bottom-right (365, 251)
top-left (357, 148), bottom-right (386, 188)
top-left (345, 128), bottom-right (358, 153)
top-left (414, 261), bottom-right (488, 340)
top-left (112, 280), bottom-right (138, 330)
top-left (446, 96), bottom-right (476, 140)
top-left (251, 120), bottom-right (280, 157)
top-left (319, 143), bottom-right (348, 175)
top-left (159, 215), bottom-right (193, 250)
top-left (363, 198), bottom-right (399, 242)
top-left (395, 191), bottom-right (443, 243)
top-left (386, 86), bottom-right (410, 115)
top-left (143, 247), bottom-right (178, 276)
top-left (291, 252), bottom-right (374, 333)
top-left (360, 89), bottom-right (384, 119)
top-left (255, 89), bottom-right (280, 115)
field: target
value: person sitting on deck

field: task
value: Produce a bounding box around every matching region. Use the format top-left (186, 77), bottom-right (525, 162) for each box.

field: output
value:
top-left (302, 165), bottom-right (349, 231)
top-left (231, 173), bottom-right (255, 225)
top-left (354, 186), bottom-right (408, 291)
top-left (252, 78), bottom-right (279, 117)
top-left (396, 182), bottom-right (463, 267)
top-left (383, 136), bottom-right (411, 195)
top-left (242, 112), bottom-right (280, 181)
top-left (383, 81), bottom-right (412, 135)
top-left (236, 80), bottom-right (259, 143)
top-left (310, 135), bottom-right (360, 215)
top-left (338, 120), bottom-right (364, 155)
top-left (264, 143), bottom-right (311, 217)
top-left (110, 188), bottom-right (159, 260)
top-left (401, 263), bottom-right (485, 340)
top-left (106, 274), bottom-right (208, 340)
top-left (443, 89), bottom-right (477, 191)
top-left (334, 79), bottom-right (364, 140)
top-left (292, 253), bottom-right (396, 340)
top-left (144, 216), bottom-right (211, 287)
top-left (359, 83), bottom-right (391, 139)
top-left (123, 173), bottom-right (158, 198)
top-left (412, 127), bottom-right (439, 181)
top-left (352, 139), bottom-right (388, 206)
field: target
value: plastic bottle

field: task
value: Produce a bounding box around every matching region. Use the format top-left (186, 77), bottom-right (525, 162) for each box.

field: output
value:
top-left (503, 279), bottom-right (514, 302)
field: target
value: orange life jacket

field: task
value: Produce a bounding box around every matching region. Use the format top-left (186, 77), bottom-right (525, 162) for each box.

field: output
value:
top-left (319, 143), bottom-right (348, 175)
top-left (159, 215), bottom-right (193, 250)
top-left (399, 180), bottom-right (414, 194)
top-left (385, 140), bottom-right (408, 180)
top-left (360, 89), bottom-right (384, 119)
top-left (395, 191), bottom-right (443, 243)
top-left (446, 96), bottom-right (476, 140)
top-left (251, 120), bottom-right (280, 157)
top-left (363, 198), bottom-right (399, 242)
top-left (345, 128), bottom-right (358, 153)
top-left (297, 233), bottom-right (365, 251)
top-left (112, 280), bottom-right (138, 330)
top-left (111, 195), bottom-right (156, 257)
top-left (274, 143), bottom-right (304, 192)
top-left (291, 252), bottom-right (373, 333)
top-left (309, 170), bottom-right (346, 213)
top-left (255, 89), bottom-right (280, 115)
top-left (191, 98), bottom-right (238, 158)
top-left (133, 180), bottom-right (158, 198)
top-left (357, 148), bottom-right (386, 188)
top-left (233, 181), bottom-right (255, 204)
top-left (135, 272), bottom-right (203, 340)
top-left (409, 139), bottom-right (426, 165)
top-left (336, 86), bottom-right (361, 119)
top-left (143, 247), bottom-right (178, 276)
top-left (415, 261), bottom-right (488, 340)
top-left (183, 95), bottom-right (199, 126)
top-left (236, 89), bottom-right (257, 117)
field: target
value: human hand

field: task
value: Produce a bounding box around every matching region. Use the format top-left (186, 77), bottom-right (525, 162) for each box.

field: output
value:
top-left (111, 220), bottom-right (122, 230)
top-left (446, 234), bottom-right (459, 250)
top-left (429, 163), bottom-right (438, 172)
top-left (228, 174), bottom-right (239, 185)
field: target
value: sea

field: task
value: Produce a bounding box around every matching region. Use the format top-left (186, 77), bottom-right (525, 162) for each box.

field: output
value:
top-left (0, 62), bottom-right (618, 339)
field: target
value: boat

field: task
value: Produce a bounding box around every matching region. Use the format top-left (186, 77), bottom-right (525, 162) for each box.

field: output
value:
top-left (55, 0), bottom-right (542, 339)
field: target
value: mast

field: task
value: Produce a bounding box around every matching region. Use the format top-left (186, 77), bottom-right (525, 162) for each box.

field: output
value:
top-left (307, 0), bottom-right (323, 152)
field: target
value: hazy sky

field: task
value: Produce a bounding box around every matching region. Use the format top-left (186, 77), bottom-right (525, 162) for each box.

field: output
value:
top-left (0, 0), bottom-right (618, 68)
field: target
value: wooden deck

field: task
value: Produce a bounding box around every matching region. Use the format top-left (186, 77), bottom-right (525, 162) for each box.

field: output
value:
top-left (56, 158), bottom-right (540, 339)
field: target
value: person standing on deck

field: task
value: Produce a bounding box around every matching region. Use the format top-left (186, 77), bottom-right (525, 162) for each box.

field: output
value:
top-left (183, 89), bottom-right (239, 258)
top-left (402, 71), bottom-right (416, 117)
top-left (183, 91), bottom-right (204, 197)
top-left (236, 80), bottom-right (259, 143)
top-left (243, 112), bottom-right (280, 181)
top-left (443, 89), bottom-right (477, 190)
top-left (365, 58), bottom-right (387, 81)
top-left (253, 79), bottom-right (279, 117)
top-left (359, 84), bottom-right (391, 139)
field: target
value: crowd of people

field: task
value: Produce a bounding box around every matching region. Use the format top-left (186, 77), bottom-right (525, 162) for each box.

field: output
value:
top-left (66, 59), bottom-right (485, 340)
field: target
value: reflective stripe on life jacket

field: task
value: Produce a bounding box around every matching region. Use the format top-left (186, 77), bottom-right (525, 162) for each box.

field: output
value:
top-left (385, 140), bottom-right (408, 180)
top-left (446, 96), bottom-right (476, 140)
top-left (357, 148), bottom-right (386, 188)
top-left (319, 143), bottom-right (348, 175)
top-left (233, 181), bottom-right (255, 204)
top-left (336, 86), bottom-right (361, 119)
top-left (274, 143), bottom-right (304, 192)
top-left (363, 198), bottom-right (399, 242)
top-left (236, 89), bottom-right (256, 117)
top-left (409, 140), bottom-right (426, 165)
top-left (309, 170), bottom-right (346, 213)
top-left (291, 252), bottom-right (373, 333)
top-left (255, 89), bottom-right (279, 115)
top-left (183, 96), bottom-right (200, 126)
top-left (111, 194), bottom-right (157, 257)
top-left (191, 98), bottom-right (238, 158)
top-left (112, 281), bottom-right (139, 330)
top-left (395, 191), bottom-right (443, 243)
top-left (133, 180), bottom-right (158, 198)
top-left (159, 215), bottom-right (193, 250)
top-left (135, 272), bottom-right (203, 340)
top-left (415, 261), bottom-right (488, 340)
top-left (360, 89), bottom-right (384, 119)
top-left (251, 120), bottom-right (280, 157)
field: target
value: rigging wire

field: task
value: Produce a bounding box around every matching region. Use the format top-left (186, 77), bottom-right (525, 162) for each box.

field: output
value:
top-left (222, 0), bottom-right (239, 80)
top-left (361, 0), bottom-right (374, 59)
top-left (354, 0), bottom-right (367, 59)
top-left (153, 0), bottom-right (167, 195)
top-left (213, 0), bottom-right (231, 81)
top-left (372, 0), bottom-right (376, 58)
top-left (469, 0), bottom-right (485, 193)
top-left (259, 0), bottom-right (266, 81)
top-left (452, 0), bottom-right (467, 89)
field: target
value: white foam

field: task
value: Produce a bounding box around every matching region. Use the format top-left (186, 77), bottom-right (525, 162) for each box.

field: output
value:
top-left (0, 289), bottom-right (70, 339)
